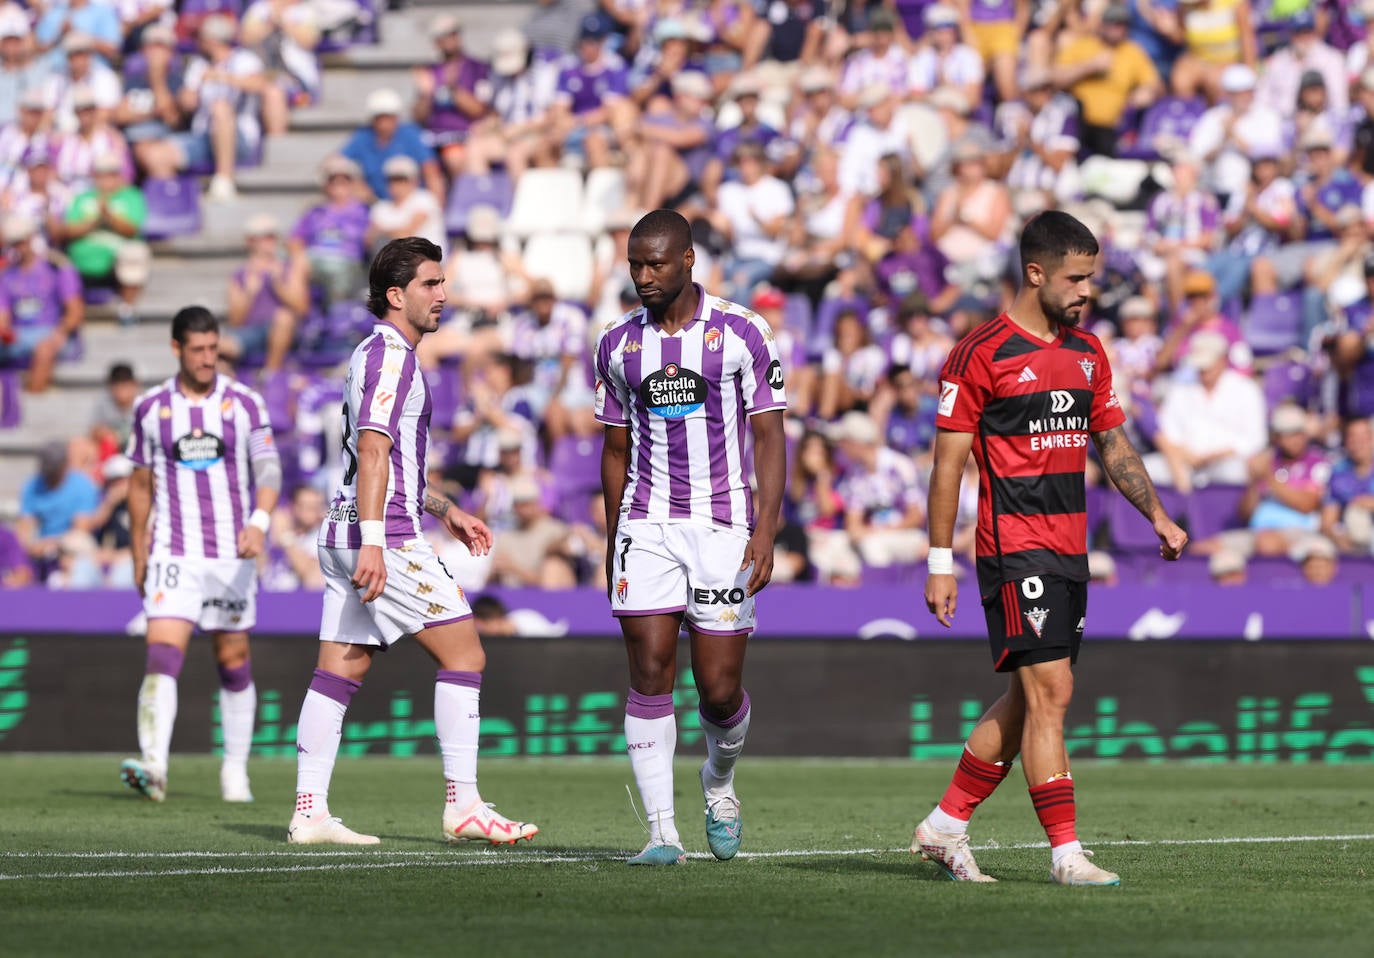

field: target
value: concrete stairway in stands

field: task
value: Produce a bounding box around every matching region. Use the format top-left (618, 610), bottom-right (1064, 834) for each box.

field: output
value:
top-left (0, 2), bottom-right (531, 510)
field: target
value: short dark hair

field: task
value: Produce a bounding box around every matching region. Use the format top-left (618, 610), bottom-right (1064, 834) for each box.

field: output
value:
top-left (629, 208), bottom-right (693, 254)
top-left (367, 236), bottom-right (443, 318)
top-left (1018, 210), bottom-right (1100, 279)
top-left (107, 362), bottom-right (135, 384)
top-left (171, 306), bottom-right (218, 344)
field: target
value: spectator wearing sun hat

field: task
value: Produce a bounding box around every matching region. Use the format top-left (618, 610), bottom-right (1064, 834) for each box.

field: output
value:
top-left (367, 154), bottom-right (446, 255)
top-left (412, 14), bottom-right (492, 179)
top-left (288, 153), bottom-right (371, 309)
top-left (227, 213), bottom-right (310, 372)
top-left (0, 14), bottom-right (51, 127)
top-left (8, 144), bottom-right (74, 243)
top-left (907, 5), bottom-right (984, 109)
top-left (341, 86), bottom-right (445, 204)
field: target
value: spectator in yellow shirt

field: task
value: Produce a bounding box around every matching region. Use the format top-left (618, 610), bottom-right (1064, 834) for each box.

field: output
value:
top-left (1052, 3), bottom-right (1163, 157)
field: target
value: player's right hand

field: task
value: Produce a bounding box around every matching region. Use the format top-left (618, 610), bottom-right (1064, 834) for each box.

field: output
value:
top-left (1154, 516), bottom-right (1189, 561)
top-left (925, 574), bottom-right (958, 628)
top-left (352, 545), bottom-right (387, 603)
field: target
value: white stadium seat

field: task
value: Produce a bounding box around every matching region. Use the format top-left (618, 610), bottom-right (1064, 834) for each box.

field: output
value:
top-left (505, 168), bottom-right (585, 239)
top-left (579, 167), bottom-right (627, 235)
top-left (523, 233), bottom-right (595, 303)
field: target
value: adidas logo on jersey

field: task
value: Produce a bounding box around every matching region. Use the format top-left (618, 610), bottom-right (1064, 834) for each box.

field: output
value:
top-left (1018, 367), bottom-right (1038, 383)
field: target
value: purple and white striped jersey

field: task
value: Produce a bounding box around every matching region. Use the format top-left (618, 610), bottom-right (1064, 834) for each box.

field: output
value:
top-left (126, 375), bottom-right (273, 559)
top-left (319, 322), bottom-right (432, 550)
top-left (594, 284), bottom-right (787, 535)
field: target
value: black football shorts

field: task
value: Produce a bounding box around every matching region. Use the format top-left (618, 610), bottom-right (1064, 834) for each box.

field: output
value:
top-left (982, 574), bottom-right (1087, 673)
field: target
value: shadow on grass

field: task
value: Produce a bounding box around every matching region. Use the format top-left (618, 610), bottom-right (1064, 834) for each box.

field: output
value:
top-left (55, 789), bottom-right (144, 802)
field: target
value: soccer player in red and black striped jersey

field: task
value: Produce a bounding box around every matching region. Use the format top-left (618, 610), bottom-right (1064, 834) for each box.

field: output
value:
top-left (913, 211), bottom-right (1188, 886)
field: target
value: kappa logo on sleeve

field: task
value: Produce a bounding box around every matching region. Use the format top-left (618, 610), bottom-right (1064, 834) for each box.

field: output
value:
top-left (938, 380), bottom-right (959, 417)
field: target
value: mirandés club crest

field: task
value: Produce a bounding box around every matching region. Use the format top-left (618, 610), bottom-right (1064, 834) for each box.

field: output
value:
top-left (1024, 607), bottom-right (1049, 638)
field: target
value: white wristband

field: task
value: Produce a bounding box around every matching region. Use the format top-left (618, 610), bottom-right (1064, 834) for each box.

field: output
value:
top-left (927, 547), bottom-right (955, 576)
top-left (360, 520), bottom-right (386, 548)
top-left (248, 509), bottom-right (271, 534)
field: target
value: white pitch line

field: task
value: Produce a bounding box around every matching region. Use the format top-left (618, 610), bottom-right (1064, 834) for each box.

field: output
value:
top-left (2, 834), bottom-right (1370, 882)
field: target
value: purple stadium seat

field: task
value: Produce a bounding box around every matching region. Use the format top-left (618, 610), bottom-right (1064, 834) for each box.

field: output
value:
top-left (175, 0), bottom-right (243, 53)
top-left (0, 368), bottom-right (20, 427)
top-left (1186, 484), bottom-right (1246, 541)
top-left (1261, 360), bottom-right (1314, 411)
top-left (782, 293), bottom-right (813, 341)
top-left (444, 171), bottom-right (514, 237)
top-left (860, 562), bottom-right (921, 587)
top-left (1245, 292), bottom-right (1303, 356)
top-left (142, 176), bottom-right (203, 240)
top-left (550, 435), bottom-right (602, 493)
top-left (1109, 485), bottom-right (1185, 551)
top-left (1118, 97), bottom-right (1207, 161)
top-left (256, 370), bottom-right (298, 433)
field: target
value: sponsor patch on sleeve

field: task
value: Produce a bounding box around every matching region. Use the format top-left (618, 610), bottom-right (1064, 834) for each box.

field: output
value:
top-left (938, 380), bottom-right (959, 418)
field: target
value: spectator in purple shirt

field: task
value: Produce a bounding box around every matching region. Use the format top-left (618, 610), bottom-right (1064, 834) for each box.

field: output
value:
top-left (412, 14), bottom-right (493, 180)
top-left (874, 223), bottom-right (958, 315)
top-left (0, 214), bottom-right (84, 393)
top-left (287, 154), bottom-right (371, 309)
top-left (551, 16), bottom-right (634, 170)
top-left (1321, 415), bottom-right (1374, 556)
top-left (226, 212), bottom-right (310, 371)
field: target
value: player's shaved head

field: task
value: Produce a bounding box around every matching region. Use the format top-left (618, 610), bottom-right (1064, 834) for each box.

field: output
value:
top-left (1018, 210), bottom-right (1099, 280)
top-left (629, 209), bottom-right (693, 255)
top-left (627, 209), bottom-right (696, 317)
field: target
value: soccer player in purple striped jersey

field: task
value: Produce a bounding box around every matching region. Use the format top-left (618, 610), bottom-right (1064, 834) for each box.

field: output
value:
top-left (288, 237), bottom-right (537, 847)
top-left (122, 307), bottom-right (282, 804)
top-left (596, 210), bottom-right (788, 865)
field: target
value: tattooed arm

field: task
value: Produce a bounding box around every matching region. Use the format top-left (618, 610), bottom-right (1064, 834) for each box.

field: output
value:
top-left (1092, 425), bottom-right (1189, 560)
top-left (424, 493), bottom-right (452, 518)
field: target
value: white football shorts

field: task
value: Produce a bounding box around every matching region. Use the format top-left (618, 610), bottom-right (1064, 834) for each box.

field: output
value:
top-left (318, 539), bottom-right (473, 647)
top-left (142, 556), bottom-right (258, 632)
top-left (610, 519), bottom-right (755, 635)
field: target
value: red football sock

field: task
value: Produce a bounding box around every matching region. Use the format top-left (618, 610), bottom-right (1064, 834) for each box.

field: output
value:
top-left (937, 749), bottom-right (1013, 821)
top-left (1029, 778), bottom-right (1078, 848)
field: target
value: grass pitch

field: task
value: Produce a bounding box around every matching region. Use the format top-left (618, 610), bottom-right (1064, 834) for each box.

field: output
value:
top-left (1, 755), bottom-right (1369, 957)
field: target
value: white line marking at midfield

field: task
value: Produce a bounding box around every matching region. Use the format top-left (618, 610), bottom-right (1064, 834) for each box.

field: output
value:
top-left (3, 834), bottom-right (1370, 881)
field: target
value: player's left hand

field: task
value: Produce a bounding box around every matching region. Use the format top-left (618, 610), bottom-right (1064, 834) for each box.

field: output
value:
top-left (1154, 516), bottom-right (1188, 561)
top-left (445, 510), bottom-right (493, 557)
top-left (237, 525), bottom-right (266, 559)
top-left (741, 529), bottom-right (774, 596)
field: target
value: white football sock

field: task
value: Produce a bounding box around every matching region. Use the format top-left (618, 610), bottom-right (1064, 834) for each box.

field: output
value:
top-left (219, 683), bottom-right (256, 772)
top-left (435, 671), bottom-right (482, 808)
top-left (700, 692), bottom-right (751, 798)
top-left (137, 673), bottom-right (177, 776)
top-left (295, 669), bottom-right (360, 816)
top-left (625, 691), bottom-right (678, 846)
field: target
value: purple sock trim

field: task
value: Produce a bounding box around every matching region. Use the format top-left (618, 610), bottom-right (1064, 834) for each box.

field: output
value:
top-left (626, 689), bottom-right (675, 719)
top-left (145, 643), bottom-right (184, 678)
top-left (309, 668), bottom-right (361, 706)
top-left (701, 690), bottom-right (750, 730)
top-left (217, 660), bottom-right (253, 693)
top-left (436, 669), bottom-right (482, 689)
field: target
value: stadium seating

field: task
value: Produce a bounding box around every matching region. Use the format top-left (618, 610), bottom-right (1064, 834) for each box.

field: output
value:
top-left (1108, 486), bottom-right (1186, 551)
top-left (522, 233), bottom-right (595, 302)
top-left (505, 168), bottom-right (585, 239)
top-left (549, 434), bottom-right (601, 522)
top-left (142, 177), bottom-right (204, 242)
top-left (0, 370), bottom-right (20, 429)
top-left (1245, 293), bottom-right (1304, 357)
top-left (1262, 360), bottom-right (1315, 410)
top-left (1185, 484), bottom-right (1246, 541)
top-left (1119, 97), bottom-right (1207, 162)
top-left (578, 168), bottom-right (627, 236)
top-left (444, 170), bottom-right (514, 238)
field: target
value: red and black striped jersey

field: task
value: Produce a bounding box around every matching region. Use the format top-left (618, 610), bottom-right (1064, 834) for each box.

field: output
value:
top-left (935, 314), bottom-right (1125, 596)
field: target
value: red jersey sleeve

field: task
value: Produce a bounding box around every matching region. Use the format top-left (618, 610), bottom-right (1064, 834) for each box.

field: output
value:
top-left (935, 345), bottom-right (992, 433)
top-left (1089, 338), bottom-right (1127, 433)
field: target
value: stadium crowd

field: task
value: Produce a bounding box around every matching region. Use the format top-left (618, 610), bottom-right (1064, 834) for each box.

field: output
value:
top-left (2, 0), bottom-right (1374, 594)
